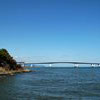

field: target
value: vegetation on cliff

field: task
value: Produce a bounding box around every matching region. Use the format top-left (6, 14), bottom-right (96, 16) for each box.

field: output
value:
top-left (0, 48), bottom-right (22, 70)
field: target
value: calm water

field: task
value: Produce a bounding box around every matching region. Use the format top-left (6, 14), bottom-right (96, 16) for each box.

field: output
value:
top-left (0, 67), bottom-right (100, 100)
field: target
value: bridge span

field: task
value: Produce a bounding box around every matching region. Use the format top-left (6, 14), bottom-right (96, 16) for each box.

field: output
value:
top-left (17, 61), bottom-right (100, 67)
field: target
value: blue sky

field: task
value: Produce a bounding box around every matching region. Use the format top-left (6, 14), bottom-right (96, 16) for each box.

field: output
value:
top-left (0, 0), bottom-right (100, 62)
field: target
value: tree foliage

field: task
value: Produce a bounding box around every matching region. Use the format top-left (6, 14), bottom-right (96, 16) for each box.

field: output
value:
top-left (0, 48), bottom-right (21, 70)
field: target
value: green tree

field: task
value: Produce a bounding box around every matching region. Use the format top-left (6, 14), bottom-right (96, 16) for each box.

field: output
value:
top-left (0, 48), bottom-right (21, 70)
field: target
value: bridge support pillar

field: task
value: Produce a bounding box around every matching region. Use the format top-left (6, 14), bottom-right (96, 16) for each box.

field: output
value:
top-left (97, 64), bottom-right (100, 67)
top-left (91, 64), bottom-right (95, 67)
top-left (22, 63), bottom-right (25, 67)
top-left (31, 64), bottom-right (33, 67)
top-left (74, 64), bottom-right (79, 67)
top-left (49, 64), bottom-right (52, 67)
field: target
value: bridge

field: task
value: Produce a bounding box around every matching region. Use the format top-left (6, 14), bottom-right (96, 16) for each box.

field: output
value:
top-left (17, 61), bottom-right (100, 67)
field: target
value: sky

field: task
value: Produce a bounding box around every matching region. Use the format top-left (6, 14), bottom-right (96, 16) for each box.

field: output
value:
top-left (0, 0), bottom-right (100, 62)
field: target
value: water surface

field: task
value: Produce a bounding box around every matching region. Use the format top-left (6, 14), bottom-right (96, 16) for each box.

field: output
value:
top-left (0, 67), bottom-right (100, 100)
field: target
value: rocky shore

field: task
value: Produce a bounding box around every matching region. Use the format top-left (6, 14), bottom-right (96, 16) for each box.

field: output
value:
top-left (0, 49), bottom-right (32, 76)
top-left (0, 67), bottom-right (32, 76)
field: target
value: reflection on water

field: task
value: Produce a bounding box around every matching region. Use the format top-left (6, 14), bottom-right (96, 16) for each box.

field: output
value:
top-left (0, 67), bottom-right (100, 100)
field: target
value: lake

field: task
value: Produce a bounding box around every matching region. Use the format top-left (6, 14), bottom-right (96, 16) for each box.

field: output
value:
top-left (0, 67), bottom-right (100, 100)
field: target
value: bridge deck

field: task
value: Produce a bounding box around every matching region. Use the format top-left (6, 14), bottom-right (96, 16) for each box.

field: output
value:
top-left (24, 62), bottom-right (100, 65)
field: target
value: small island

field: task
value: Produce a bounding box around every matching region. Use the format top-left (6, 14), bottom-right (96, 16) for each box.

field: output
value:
top-left (0, 48), bottom-right (31, 75)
